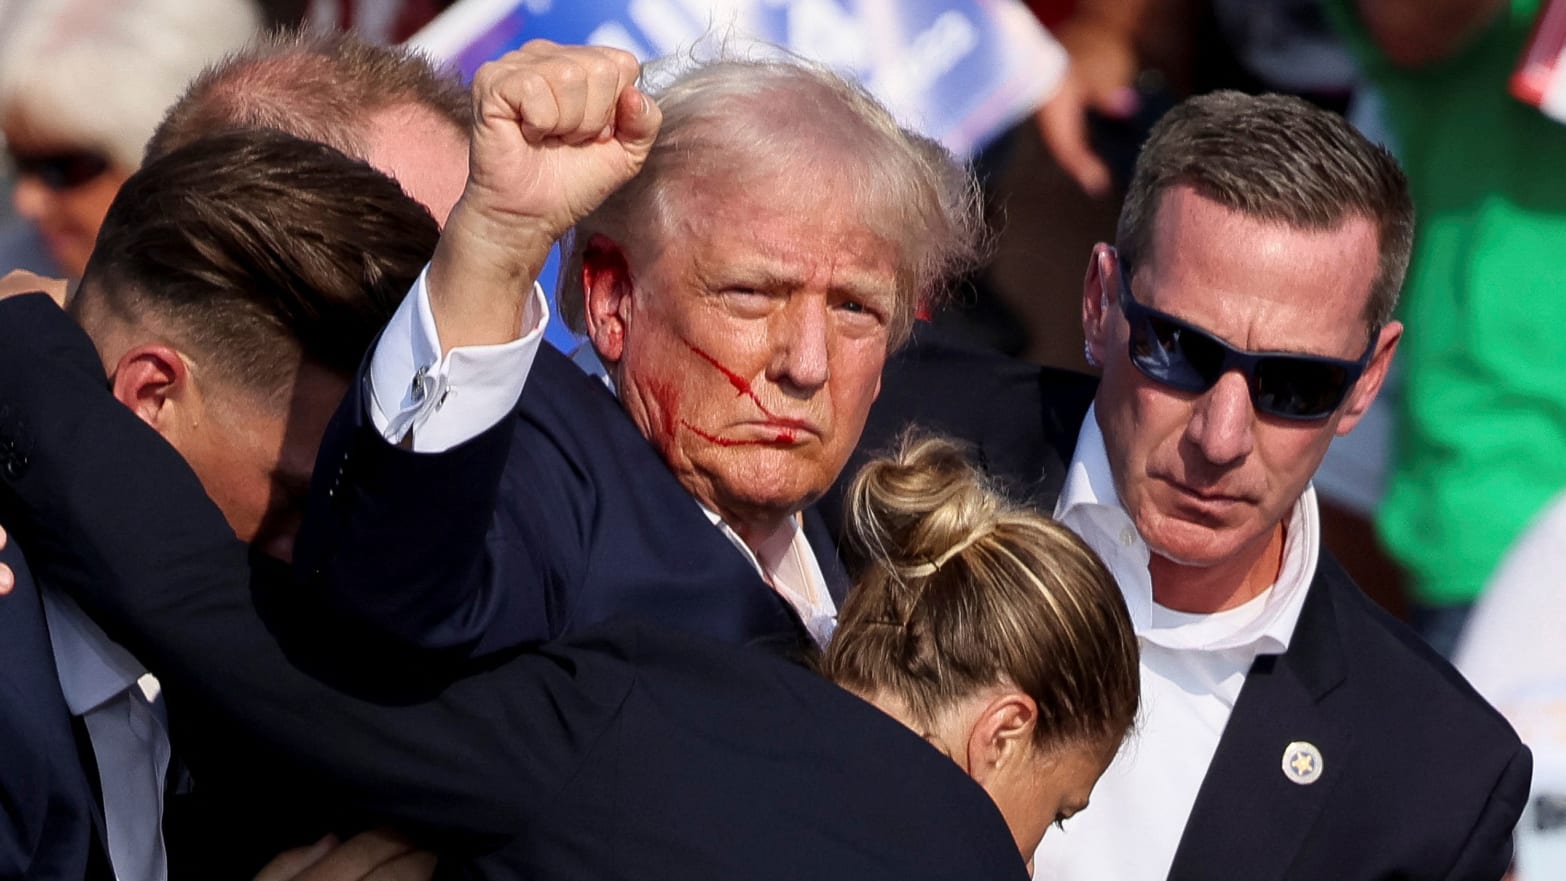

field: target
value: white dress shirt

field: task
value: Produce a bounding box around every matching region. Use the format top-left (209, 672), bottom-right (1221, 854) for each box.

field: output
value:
top-left (368, 269), bottom-right (836, 646)
top-left (368, 266), bottom-right (550, 451)
top-left (1032, 406), bottom-right (1319, 881)
top-left (41, 590), bottom-right (170, 881)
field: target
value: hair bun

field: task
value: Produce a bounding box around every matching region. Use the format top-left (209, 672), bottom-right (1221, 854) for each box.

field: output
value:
top-left (846, 433), bottom-right (1004, 579)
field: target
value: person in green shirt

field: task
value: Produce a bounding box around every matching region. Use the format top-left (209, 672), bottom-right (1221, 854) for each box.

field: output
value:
top-left (1327, 0), bottom-right (1566, 655)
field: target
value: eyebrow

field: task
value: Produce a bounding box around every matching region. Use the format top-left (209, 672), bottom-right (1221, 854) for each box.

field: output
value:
top-left (709, 262), bottom-right (898, 305)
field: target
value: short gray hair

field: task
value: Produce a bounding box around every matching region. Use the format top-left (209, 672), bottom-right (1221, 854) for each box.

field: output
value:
top-left (0, 0), bottom-right (262, 169)
top-left (557, 52), bottom-right (985, 348)
top-left (1117, 90), bottom-right (1413, 329)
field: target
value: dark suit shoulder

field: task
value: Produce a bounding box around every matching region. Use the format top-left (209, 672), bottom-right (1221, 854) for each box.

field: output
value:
top-left (1313, 557), bottom-right (1529, 876)
top-left (1320, 557), bottom-right (1522, 748)
top-left (546, 622), bottom-right (1030, 881)
top-left (0, 545), bottom-right (103, 881)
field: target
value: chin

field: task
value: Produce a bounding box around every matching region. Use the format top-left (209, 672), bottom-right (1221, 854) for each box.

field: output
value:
top-left (1138, 514), bottom-right (1251, 569)
top-left (717, 478), bottom-right (823, 525)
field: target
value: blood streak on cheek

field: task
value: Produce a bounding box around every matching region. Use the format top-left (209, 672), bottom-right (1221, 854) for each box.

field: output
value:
top-left (641, 376), bottom-right (682, 454)
top-left (685, 343), bottom-right (810, 429)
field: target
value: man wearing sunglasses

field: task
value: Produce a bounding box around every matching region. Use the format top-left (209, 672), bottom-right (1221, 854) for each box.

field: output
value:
top-left (831, 89), bottom-right (1529, 880)
top-left (1017, 89), bottom-right (1532, 881)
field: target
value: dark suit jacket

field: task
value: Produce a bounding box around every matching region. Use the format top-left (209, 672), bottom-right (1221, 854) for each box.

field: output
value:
top-left (817, 321), bottom-right (1097, 552)
top-left (0, 542), bottom-right (111, 881)
top-left (295, 342), bottom-right (845, 660)
top-left (850, 322), bottom-right (1532, 881)
top-left (0, 293), bottom-right (1028, 881)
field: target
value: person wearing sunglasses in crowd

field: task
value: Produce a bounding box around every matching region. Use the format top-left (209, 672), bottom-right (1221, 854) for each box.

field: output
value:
top-left (0, 0), bottom-right (260, 279)
top-left (838, 90), bottom-right (1529, 881)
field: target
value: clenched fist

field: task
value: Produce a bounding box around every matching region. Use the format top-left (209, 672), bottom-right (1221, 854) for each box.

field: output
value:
top-left (429, 41), bottom-right (661, 353)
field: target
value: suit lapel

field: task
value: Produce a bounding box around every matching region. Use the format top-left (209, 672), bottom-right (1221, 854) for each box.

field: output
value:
top-left (1168, 567), bottom-right (1352, 881)
top-left (801, 508), bottom-right (852, 606)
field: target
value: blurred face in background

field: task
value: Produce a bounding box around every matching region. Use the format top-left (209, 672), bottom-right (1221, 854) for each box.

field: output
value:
top-left (4, 109), bottom-right (131, 277)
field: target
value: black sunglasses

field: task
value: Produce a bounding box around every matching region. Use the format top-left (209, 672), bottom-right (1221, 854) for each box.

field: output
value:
top-left (8, 149), bottom-right (111, 191)
top-left (1112, 252), bottom-right (1378, 421)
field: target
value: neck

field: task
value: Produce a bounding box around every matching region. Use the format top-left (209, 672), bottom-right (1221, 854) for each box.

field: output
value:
top-left (1149, 522), bottom-right (1286, 613)
top-left (730, 513), bottom-right (797, 564)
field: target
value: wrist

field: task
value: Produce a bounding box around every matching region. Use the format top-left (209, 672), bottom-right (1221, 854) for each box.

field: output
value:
top-left (425, 204), bottom-right (556, 354)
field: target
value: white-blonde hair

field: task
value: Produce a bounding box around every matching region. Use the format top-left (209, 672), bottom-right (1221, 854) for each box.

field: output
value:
top-left (0, 0), bottom-right (262, 169)
top-left (556, 50), bottom-right (986, 348)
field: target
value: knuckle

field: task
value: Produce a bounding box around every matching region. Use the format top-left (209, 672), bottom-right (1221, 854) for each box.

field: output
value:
top-left (552, 63), bottom-right (587, 86)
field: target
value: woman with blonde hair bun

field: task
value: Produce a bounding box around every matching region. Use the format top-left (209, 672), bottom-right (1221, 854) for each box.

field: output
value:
top-left (824, 433), bottom-right (1140, 866)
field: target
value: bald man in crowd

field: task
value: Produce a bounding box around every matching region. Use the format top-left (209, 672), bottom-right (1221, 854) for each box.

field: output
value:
top-left (149, 29), bottom-right (469, 224)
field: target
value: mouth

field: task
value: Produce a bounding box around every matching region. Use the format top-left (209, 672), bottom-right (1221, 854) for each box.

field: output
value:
top-left (682, 420), bottom-right (817, 447)
top-left (1164, 477), bottom-right (1252, 508)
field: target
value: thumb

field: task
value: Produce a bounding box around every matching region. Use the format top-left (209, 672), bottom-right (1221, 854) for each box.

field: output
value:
top-left (614, 87), bottom-right (662, 152)
top-left (1035, 100), bottom-right (1112, 198)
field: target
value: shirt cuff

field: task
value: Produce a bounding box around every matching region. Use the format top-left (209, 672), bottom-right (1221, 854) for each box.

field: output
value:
top-left (368, 264), bottom-right (550, 452)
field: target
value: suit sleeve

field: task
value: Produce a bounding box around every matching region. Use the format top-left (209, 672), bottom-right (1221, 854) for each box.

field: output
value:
top-left (0, 294), bottom-right (622, 848)
top-left (0, 680), bottom-right (49, 880)
top-left (293, 367), bottom-right (534, 658)
top-left (1442, 743), bottom-right (1532, 881)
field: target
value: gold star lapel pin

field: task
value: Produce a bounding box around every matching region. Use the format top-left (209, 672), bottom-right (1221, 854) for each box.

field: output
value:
top-left (1281, 741), bottom-right (1324, 786)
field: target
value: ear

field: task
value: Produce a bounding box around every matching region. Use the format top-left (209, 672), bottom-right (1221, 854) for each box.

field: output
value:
top-left (1335, 319), bottom-right (1402, 437)
top-left (1081, 243), bottom-right (1118, 369)
top-left (582, 233), bottom-right (637, 366)
top-left (964, 691), bottom-right (1040, 787)
top-left (109, 344), bottom-right (197, 437)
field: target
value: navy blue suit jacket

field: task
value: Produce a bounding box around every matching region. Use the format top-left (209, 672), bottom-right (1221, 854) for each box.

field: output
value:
top-left (0, 292), bottom-right (1028, 881)
top-left (0, 541), bottom-right (110, 881)
top-left (295, 343), bottom-right (844, 660)
top-left (844, 322), bottom-right (1532, 881)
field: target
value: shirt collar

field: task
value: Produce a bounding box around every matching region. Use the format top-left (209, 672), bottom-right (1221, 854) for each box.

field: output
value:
top-left (697, 502), bottom-right (838, 645)
top-left (1055, 404), bottom-right (1318, 655)
top-left (40, 589), bottom-right (150, 716)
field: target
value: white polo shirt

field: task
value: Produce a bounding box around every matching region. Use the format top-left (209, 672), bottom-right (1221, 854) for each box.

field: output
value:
top-left (1033, 406), bottom-right (1319, 881)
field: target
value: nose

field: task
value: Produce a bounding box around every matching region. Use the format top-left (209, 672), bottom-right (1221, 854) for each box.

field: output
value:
top-left (1184, 370), bottom-right (1255, 466)
top-left (769, 296), bottom-right (830, 396)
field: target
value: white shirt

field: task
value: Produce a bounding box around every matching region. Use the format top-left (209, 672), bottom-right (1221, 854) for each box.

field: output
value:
top-left (368, 269), bottom-right (837, 646)
top-left (1033, 406), bottom-right (1319, 881)
top-left (41, 590), bottom-right (170, 881)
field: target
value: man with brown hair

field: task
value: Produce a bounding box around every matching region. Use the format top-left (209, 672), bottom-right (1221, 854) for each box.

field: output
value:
top-left (1, 127), bottom-right (440, 879)
top-left (1043, 90), bottom-right (1525, 880)
top-left (846, 86), bottom-right (1528, 881)
top-left (71, 128), bottom-right (439, 562)
top-left (148, 29), bottom-right (470, 224)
